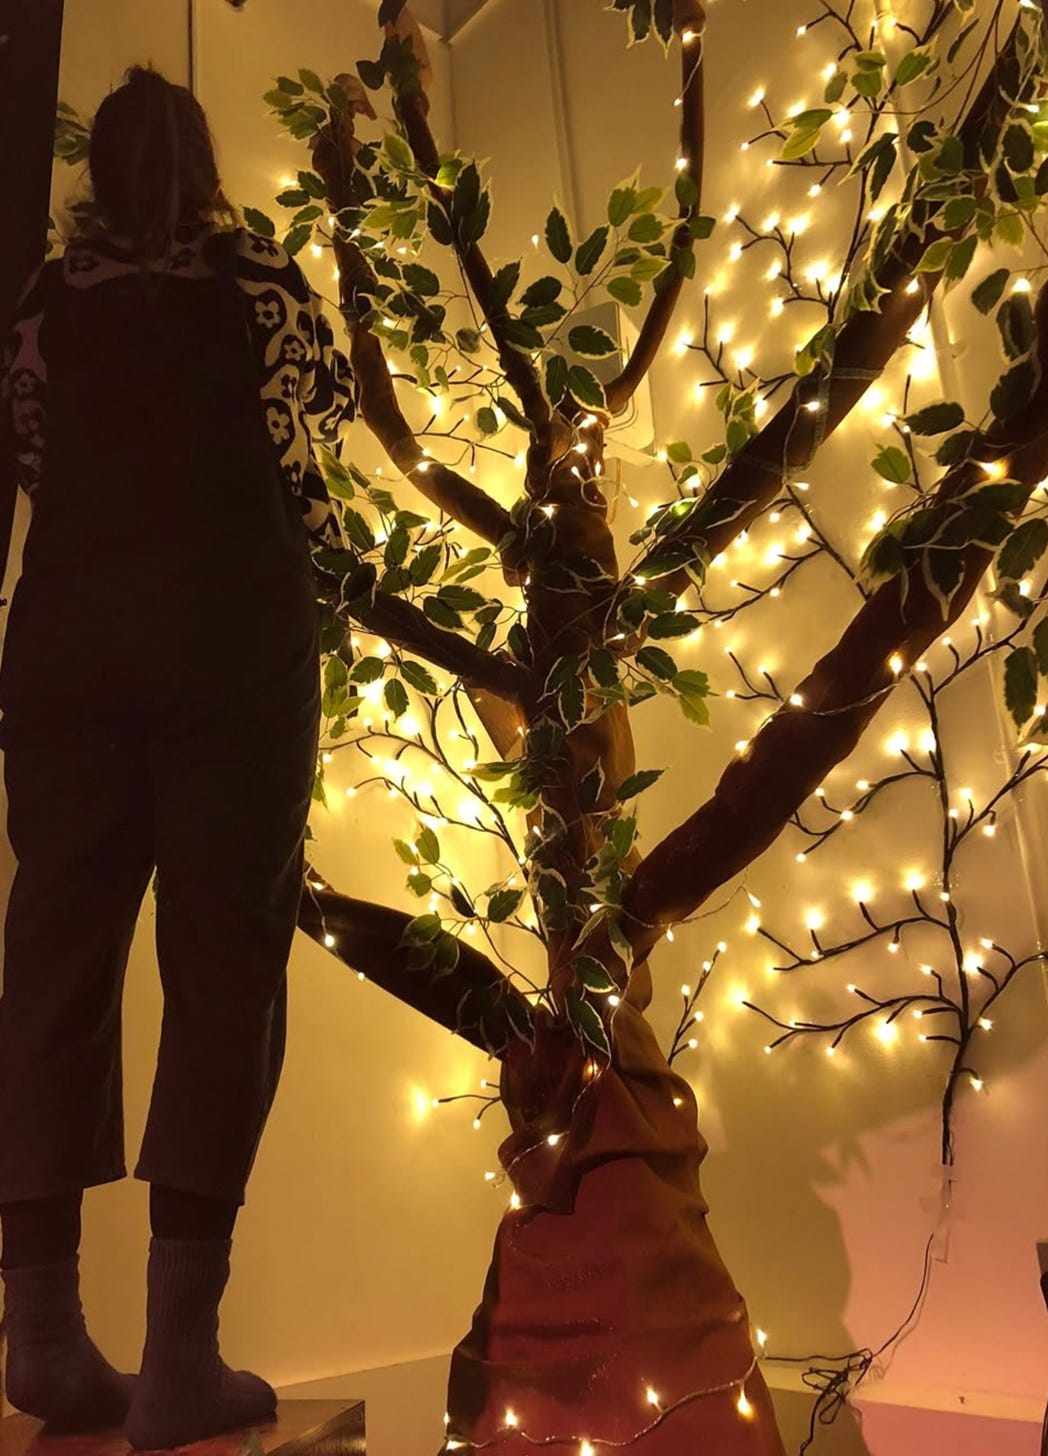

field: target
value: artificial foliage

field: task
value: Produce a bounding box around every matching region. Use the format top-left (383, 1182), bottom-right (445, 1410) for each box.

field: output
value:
top-left (262, 1), bottom-right (1048, 1448)
top-left (51, 0), bottom-right (1048, 1448)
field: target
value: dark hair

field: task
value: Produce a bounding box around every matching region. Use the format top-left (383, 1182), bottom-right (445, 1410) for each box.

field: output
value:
top-left (88, 66), bottom-right (233, 260)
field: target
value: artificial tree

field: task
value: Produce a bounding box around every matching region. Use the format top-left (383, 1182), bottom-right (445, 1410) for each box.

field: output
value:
top-left (231, 0), bottom-right (1048, 1449)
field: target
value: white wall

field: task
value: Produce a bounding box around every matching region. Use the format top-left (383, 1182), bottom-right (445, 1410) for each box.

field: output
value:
top-left (8, 1), bottom-right (1048, 1450)
top-left (451, 0), bottom-right (1048, 1444)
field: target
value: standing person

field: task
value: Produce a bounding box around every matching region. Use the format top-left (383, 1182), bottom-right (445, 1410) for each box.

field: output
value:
top-left (0, 67), bottom-right (354, 1447)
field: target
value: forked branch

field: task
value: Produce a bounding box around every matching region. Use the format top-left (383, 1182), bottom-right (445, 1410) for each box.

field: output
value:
top-left (624, 291), bottom-right (1048, 959)
top-left (335, 232), bottom-right (514, 547)
top-left (388, 13), bottom-right (553, 435)
top-left (632, 15), bottom-right (1028, 595)
top-left (299, 871), bottom-right (534, 1058)
top-left (337, 584), bottom-right (535, 703)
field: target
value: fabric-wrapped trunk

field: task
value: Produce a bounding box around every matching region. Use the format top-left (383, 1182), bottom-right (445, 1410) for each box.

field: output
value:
top-left (443, 998), bottom-right (785, 1454)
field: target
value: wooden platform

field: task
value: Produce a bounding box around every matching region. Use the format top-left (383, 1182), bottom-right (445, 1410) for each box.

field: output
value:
top-left (0, 1401), bottom-right (365, 1456)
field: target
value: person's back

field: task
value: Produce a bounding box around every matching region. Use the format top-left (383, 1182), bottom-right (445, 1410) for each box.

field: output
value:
top-left (0, 68), bottom-right (353, 1449)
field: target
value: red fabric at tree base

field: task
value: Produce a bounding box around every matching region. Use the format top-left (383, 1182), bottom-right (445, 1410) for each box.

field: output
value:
top-left (444, 999), bottom-right (786, 1454)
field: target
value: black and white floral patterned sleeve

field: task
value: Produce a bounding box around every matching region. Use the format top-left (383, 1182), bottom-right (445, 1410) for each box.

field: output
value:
top-left (1, 266), bottom-right (49, 501)
top-left (234, 230), bottom-right (356, 551)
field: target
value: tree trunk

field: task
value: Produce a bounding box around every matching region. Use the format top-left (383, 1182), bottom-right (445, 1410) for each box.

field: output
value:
top-left (445, 997), bottom-right (782, 1453)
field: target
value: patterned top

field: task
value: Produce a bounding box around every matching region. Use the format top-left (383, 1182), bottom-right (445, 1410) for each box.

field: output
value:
top-left (1, 224), bottom-right (356, 550)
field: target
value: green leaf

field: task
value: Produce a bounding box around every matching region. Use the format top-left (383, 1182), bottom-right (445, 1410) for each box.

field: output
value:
top-left (675, 172), bottom-right (699, 211)
top-left (298, 170), bottom-right (327, 199)
top-left (357, 58), bottom-right (387, 90)
top-left (477, 406), bottom-right (499, 435)
top-left (1004, 123), bottom-right (1035, 175)
top-left (944, 235), bottom-right (978, 287)
top-left (936, 429), bottom-right (978, 467)
top-left (608, 185), bottom-right (638, 227)
top-left (971, 269), bottom-right (1010, 315)
top-left (488, 888), bottom-right (524, 923)
top-left (244, 207), bottom-right (277, 238)
top-left (1005, 646), bottom-right (1038, 727)
top-left (608, 275), bottom-right (643, 307)
top-left (781, 111), bottom-right (832, 162)
top-left (569, 325), bottom-right (617, 358)
top-left (339, 508), bottom-right (374, 553)
top-left (649, 612), bottom-right (699, 638)
top-left (637, 645), bottom-right (677, 679)
top-left (520, 276), bottom-right (563, 308)
top-left (403, 262), bottom-right (440, 296)
top-left (404, 912), bottom-right (442, 943)
top-left (566, 990), bottom-right (610, 1058)
top-left (998, 294), bottom-right (1035, 361)
top-left (675, 668), bottom-right (711, 726)
top-left (916, 237), bottom-right (953, 273)
top-left (617, 768), bottom-right (664, 800)
top-left (872, 446), bottom-right (911, 483)
top-left (546, 206), bottom-right (573, 263)
top-left (567, 365), bottom-right (606, 408)
top-left (942, 195), bottom-right (977, 231)
top-left (459, 194), bottom-right (491, 245)
top-left (690, 214), bottom-right (715, 240)
top-left (558, 673), bottom-right (585, 729)
top-left (394, 839), bottom-right (419, 865)
top-left (575, 226), bottom-right (610, 276)
top-left (426, 202), bottom-right (453, 246)
top-left (995, 211), bottom-right (1024, 250)
top-left (633, 186), bottom-right (664, 213)
top-left (276, 74), bottom-right (305, 95)
top-left (384, 678), bottom-right (409, 719)
top-left (401, 661), bottom-right (439, 695)
top-left (545, 354), bottom-right (569, 406)
top-left (276, 188), bottom-right (310, 209)
top-left (895, 50), bottom-right (932, 87)
top-left (299, 67), bottom-right (325, 93)
top-left (905, 401), bottom-right (964, 435)
top-left (998, 518), bottom-right (1048, 580)
top-left (492, 261), bottom-right (521, 306)
top-left (627, 213), bottom-right (663, 243)
top-left (504, 318), bottom-right (545, 350)
top-left (1033, 618), bottom-right (1048, 675)
top-left (666, 440), bottom-right (692, 464)
top-left (456, 327), bottom-right (481, 354)
top-left (283, 223), bottom-right (314, 257)
top-left (824, 71), bottom-right (847, 104)
top-left (452, 162), bottom-right (481, 220)
top-left (575, 957), bottom-right (619, 994)
top-left (416, 826), bottom-right (441, 864)
top-left (991, 361), bottom-right (1037, 421)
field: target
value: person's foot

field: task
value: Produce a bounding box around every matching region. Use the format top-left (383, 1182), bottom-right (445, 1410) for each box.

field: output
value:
top-left (125, 1238), bottom-right (276, 1450)
top-left (2, 1259), bottom-right (134, 1430)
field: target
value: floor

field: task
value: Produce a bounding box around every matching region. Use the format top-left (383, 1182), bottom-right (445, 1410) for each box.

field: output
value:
top-left (283, 1359), bottom-right (1044, 1456)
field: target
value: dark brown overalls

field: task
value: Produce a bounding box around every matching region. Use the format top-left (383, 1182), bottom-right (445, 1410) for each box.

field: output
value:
top-left (0, 236), bottom-right (320, 1204)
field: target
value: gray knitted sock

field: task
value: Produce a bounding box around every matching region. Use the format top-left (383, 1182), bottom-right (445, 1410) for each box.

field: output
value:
top-left (2, 1258), bottom-right (133, 1430)
top-left (126, 1238), bottom-right (276, 1450)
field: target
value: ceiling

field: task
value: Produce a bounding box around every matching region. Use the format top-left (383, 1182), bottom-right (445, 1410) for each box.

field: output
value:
top-left (443, 0), bottom-right (494, 35)
top-left (408, 0), bottom-right (496, 40)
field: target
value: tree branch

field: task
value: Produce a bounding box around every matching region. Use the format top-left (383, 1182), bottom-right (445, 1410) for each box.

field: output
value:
top-left (606, 0), bottom-right (707, 415)
top-left (624, 292), bottom-right (1048, 959)
top-left (633, 14), bottom-right (1026, 595)
top-left (388, 14), bottom-right (553, 437)
top-left (298, 870), bottom-right (534, 1059)
top-left (334, 233), bottom-right (514, 547)
top-left (331, 581), bottom-right (535, 703)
